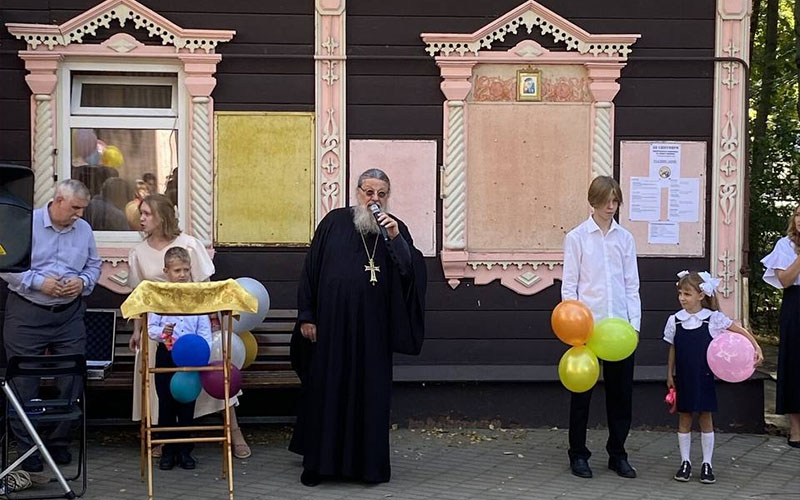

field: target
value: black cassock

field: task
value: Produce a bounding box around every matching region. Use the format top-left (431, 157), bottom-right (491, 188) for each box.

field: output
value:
top-left (289, 207), bottom-right (426, 483)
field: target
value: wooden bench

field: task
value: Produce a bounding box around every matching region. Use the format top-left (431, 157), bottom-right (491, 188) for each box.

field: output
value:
top-left (89, 309), bottom-right (301, 389)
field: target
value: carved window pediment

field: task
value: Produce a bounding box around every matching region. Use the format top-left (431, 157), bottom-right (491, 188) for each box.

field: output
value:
top-left (6, 0), bottom-right (234, 52)
top-left (422, 0), bottom-right (639, 59)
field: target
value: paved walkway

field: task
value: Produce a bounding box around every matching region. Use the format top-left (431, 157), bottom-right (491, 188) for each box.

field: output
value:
top-left (16, 425), bottom-right (800, 499)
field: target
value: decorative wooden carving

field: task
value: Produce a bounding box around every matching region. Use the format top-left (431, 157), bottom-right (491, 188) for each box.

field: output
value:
top-left (711, 0), bottom-right (751, 316)
top-left (423, 1), bottom-right (639, 296)
top-left (315, 0), bottom-right (347, 223)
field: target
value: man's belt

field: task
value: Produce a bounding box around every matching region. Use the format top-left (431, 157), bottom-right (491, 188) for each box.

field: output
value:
top-left (11, 292), bottom-right (80, 313)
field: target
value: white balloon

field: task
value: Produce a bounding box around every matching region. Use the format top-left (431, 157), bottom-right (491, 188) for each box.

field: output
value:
top-left (233, 277), bottom-right (270, 334)
top-left (209, 332), bottom-right (246, 370)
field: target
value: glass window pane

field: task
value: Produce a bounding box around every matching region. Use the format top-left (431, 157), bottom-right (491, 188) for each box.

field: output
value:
top-left (71, 128), bottom-right (178, 231)
top-left (80, 84), bottom-right (172, 109)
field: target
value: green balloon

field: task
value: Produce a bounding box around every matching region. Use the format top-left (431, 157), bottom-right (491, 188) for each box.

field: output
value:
top-left (586, 318), bottom-right (638, 362)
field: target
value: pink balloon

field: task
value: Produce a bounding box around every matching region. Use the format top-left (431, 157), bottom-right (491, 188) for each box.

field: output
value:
top-left (706, 331), bottom-right (756, 383)
top-left (200, 361), bottom-right (242, 399)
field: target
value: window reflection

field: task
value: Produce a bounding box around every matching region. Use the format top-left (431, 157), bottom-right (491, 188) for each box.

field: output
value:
top-left (71, 128), bottom-right (177, 231)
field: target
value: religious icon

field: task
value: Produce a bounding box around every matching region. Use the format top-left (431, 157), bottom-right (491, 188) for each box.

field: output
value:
top-left (517, 69), bottom-right (542, 102)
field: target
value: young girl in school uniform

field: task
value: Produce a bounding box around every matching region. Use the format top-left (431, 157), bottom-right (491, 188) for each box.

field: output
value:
top-left (664, 271), bottom-right (763, 484)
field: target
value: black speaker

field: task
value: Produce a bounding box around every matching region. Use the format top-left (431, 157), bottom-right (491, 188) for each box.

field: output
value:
top-left (0, 164), bottom-right (34, 272)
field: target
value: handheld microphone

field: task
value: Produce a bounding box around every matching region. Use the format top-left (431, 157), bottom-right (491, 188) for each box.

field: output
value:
top-left (370, 204), bottom-right (389, 242)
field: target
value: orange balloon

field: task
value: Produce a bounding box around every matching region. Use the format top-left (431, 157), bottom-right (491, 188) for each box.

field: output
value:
top-left (551, 300), bottom-right (594, 346)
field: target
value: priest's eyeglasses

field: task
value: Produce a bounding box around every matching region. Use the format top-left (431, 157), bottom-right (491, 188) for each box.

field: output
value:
top-left (358, 186), bottom-right (389, 199)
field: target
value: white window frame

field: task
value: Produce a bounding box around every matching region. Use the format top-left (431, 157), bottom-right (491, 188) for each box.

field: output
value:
top-left (58, 60), bottom-right (188, 246)
top-left (70, 74), bottom-right (178, 117)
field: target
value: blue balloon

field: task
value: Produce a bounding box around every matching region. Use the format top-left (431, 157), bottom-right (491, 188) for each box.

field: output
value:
top-left (171, 334), bottom-right (211, 367)
top-left (170, 372), bottom-right (202, 404)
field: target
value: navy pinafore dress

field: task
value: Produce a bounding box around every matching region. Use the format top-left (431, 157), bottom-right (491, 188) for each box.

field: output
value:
top-left (674, 319), bottom-right (717, 413)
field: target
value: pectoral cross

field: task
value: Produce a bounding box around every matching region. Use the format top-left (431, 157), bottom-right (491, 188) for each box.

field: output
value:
top-left (364, 258), bottom-right (380, 286)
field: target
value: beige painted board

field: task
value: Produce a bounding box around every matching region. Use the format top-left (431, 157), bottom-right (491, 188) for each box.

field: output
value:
top-left (619, 140), bottom-right (706, 257)
top-left (466, 102), bottom-right (592, 252)
top-left (348, 140), bottom-right (438, 256)
top-left (214, 112), bottom-right (315, 246)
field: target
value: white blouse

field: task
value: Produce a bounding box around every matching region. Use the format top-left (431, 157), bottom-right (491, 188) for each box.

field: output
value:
top-left (128, 233), bottom-right (215, 288)
top-left (761, 237), bottom-right (800, 289)
top-left (662, 308), bottom-right (733, 344)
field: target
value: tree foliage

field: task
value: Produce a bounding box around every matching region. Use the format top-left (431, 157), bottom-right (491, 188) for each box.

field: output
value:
top-left (748, 0), bottom-right (800, 335)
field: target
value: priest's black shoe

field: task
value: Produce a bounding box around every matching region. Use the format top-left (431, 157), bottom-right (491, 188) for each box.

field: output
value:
top-left (608, 457), bottom-right (637, 478)
top-left (178, 452), bottom-right (196, 470)
top-left (301, 469), bottom-right (321, 487)
top-left (159, 453), bottom-right (175, 471)
top-left (570, 458), bottom-right (592, 478)
top-left (788, 437), bottom-right (800, 449)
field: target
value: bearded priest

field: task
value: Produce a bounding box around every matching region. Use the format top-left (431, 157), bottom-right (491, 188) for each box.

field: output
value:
top-left (289, 168), bottom-right (427, 486)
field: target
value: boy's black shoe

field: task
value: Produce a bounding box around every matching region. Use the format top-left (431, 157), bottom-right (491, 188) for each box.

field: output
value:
top-left (21, 455), bottom-right (43, 473)
top-left (700, 462), bottom-right (716, 484)
top-left (178, 452), bottom-right (196, 470)
top-left (50, 446), bottom-right (72, 465)
top-left (159, 453), bottom-right (175, 471)
top-left (570, 458), bottom-right (592, 478)
top-left (300, 469), bottom-right (321, 487)
top-left (673, 461), bottom-right (691, 482)
top-left (608, 458), bottom-right (637, 478)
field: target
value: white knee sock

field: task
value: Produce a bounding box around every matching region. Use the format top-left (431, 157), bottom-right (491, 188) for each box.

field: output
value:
top-left (701, 432), bottom-right (714, 465)
top-left (678, 432), bottom-right (691, 463)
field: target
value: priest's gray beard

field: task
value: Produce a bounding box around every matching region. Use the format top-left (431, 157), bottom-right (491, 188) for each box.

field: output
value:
top-left (352, 203), bottom-right (388, 234)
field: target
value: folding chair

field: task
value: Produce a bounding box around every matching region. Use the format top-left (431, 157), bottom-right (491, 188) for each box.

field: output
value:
top-left (120, 279), bottom-right (257, 500)
top-left (1, 354), bottom-right (87, 499)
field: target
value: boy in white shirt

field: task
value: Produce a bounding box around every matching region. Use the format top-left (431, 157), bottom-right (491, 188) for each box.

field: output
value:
top-left (561, 176), bottom-right (641, 480)
top-left (148, 247), bottom-right (212, 471)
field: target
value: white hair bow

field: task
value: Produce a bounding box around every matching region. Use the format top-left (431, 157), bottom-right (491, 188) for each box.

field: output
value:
top-left (676, 270), bottom-right (689, 279)
top-left (697, 271), bottom-right (721, 297)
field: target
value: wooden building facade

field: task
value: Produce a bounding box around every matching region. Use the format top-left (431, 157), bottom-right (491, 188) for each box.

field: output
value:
top-left (0, 0), bottom-right (762, 429)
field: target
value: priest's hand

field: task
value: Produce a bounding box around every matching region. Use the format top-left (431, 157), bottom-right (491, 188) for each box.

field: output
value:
top-left (300, 322), bottom-right (317, 343)
top-left (377, 213), bottom-right (400, 240)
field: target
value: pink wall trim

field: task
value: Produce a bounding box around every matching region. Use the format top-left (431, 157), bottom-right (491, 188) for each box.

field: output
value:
top-left (315, 2), bottom-right (347, 223)
top-left (427, 1), bottom-right (638, 296)
top-left (712, 0), bottom-right (751, 318)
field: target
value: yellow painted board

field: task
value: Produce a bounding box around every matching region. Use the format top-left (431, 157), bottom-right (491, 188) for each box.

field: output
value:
top-left (214, 112), bottom-right (315, 246)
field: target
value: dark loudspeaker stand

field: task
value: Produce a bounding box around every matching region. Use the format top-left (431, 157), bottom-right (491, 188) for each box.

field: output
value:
top-left (0, 164), bottom-right (34, 273)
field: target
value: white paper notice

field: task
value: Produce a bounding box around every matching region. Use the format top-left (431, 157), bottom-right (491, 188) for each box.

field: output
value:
top-left (650, 143), bottom-right (681, 182)
top-left (629, 177), bottom-right (661, 221)
top-left (648, 222), bottom-right (680, 245)
top-left (668, 178), bottom-right (700, 222)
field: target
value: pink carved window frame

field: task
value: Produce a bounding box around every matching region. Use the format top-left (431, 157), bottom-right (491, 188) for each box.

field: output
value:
top-left (422, 0), bottom-right (639, 296)
top-left (6, 0), bottom-right (234, 294)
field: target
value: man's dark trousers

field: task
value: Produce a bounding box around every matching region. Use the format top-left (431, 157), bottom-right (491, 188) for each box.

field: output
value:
top-left (568, 353), bottom-right (635, 462)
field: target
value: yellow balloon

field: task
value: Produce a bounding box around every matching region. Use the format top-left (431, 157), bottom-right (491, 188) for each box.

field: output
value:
top-left (238, 330), bottom-right (258, 369)
top-left (101, 145), bottom-right (124, 168)
top-left (558, 346), bottom-right (600, 393)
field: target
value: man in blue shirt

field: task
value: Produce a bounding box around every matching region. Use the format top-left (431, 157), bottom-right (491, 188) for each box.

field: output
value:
top-left (0, 179), bottom-right (101, 473)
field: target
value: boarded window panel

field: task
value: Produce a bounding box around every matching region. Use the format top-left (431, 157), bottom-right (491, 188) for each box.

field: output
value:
top-left (214, 112), bottom-right (314, 246)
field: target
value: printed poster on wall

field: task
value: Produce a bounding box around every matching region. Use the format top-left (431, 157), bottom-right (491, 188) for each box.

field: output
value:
top-left (649, 143), bottom-right (681, 183)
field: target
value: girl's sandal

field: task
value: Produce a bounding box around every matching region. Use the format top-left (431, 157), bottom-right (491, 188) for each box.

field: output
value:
top-left (231, 428), bottom-right (252, 459)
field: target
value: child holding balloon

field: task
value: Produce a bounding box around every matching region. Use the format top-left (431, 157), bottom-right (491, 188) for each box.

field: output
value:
top-left (147, 247), bottom-right (213, 471)
top-left (664, 270), bottom-right (762, 484)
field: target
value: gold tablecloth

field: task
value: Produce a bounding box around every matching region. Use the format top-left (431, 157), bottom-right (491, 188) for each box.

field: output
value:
top-left (121, 279), bottom-right (258, 319)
